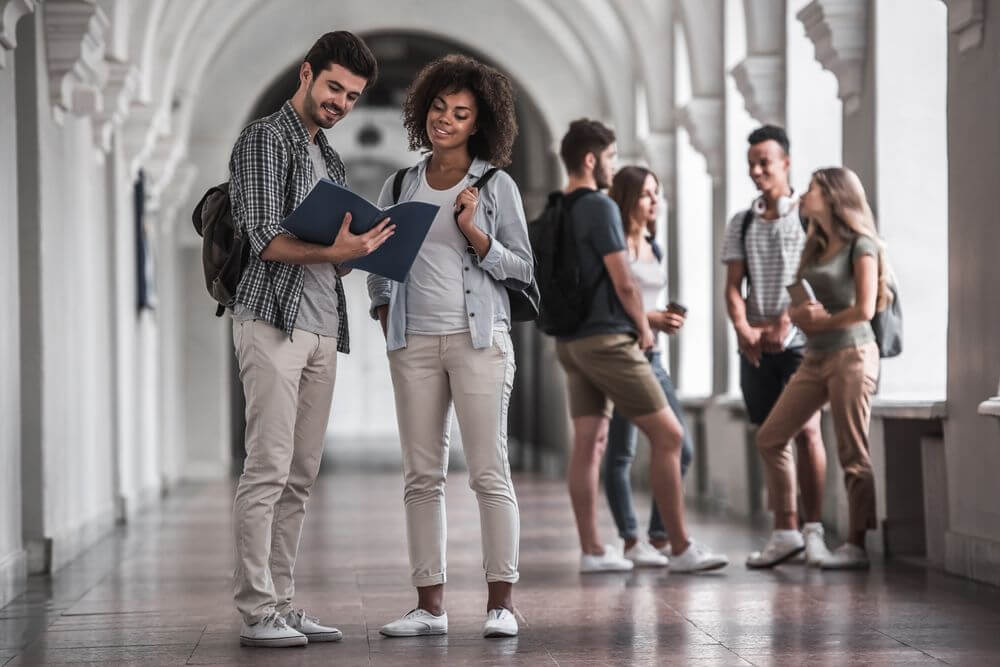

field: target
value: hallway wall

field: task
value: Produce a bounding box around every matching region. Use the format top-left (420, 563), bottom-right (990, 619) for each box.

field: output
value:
top-left (944, 5), bottom-right (1000, 586)
top-left (0, 58), bottom-right (26, 609)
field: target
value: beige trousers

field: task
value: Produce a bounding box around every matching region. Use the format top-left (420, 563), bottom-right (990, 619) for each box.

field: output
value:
top-left (388, 331), bottom-right (519, 587)
top-left (232, 320), bottom-right (338, 624)
top-left (756, 342), bottom-right (880, 536)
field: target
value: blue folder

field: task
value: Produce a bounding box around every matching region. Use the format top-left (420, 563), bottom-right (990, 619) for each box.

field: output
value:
top-left (282, 178), bottom-right (439, 282)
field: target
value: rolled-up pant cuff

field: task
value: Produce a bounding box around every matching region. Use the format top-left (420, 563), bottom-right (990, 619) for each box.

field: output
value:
top-left (412, 573), bottom-right (446, 587)
top-left (486, 572), bottom-right (519, 584)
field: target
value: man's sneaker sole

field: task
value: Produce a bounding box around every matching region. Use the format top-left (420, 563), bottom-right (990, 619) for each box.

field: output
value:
top-left (380, 627), bottom-right (448, 637)
top-left (302, 630), bottom-right (343, 642)
top-left (745, 545), bottom-right (805, 569)
top-left (484, 628), bottom-right (518, 638)
top-left (239, 635), bottom-right (308, 648)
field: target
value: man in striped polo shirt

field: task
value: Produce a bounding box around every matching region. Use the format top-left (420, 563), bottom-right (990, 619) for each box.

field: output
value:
top-left (721, 125), bottom-right (830, 569)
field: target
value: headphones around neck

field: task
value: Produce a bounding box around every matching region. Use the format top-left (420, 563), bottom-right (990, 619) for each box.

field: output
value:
top-left (752, 189), bottom-right (797, 217)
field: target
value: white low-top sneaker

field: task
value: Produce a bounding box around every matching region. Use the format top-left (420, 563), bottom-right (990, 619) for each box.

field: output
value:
top-left (820, 543), bottom-right (870, 570)
top-left (802, 522), bottom-right (833, 567)
top-left (483, 608), bottom-right (518, 638)
top-left (379, 609), bottom-right (448, 637)
top-left (670, 541), bottom-right (729, 573)
top-left (624, 541), bottom-right (669, 567)
top-left (746, 530), bottom-right (805, 569)
top-left (284, 608), bottom-right (343, 642)
top-left (580, 544), bottom-right (635, 573)
top-left (240, 611), bottom-right (308, 648)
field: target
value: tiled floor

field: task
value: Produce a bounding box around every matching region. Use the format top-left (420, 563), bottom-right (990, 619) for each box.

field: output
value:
top-left (3, 471), bottom-right (1000, 665)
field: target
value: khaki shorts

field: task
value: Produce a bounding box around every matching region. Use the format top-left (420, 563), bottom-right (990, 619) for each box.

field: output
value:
top-left (556, 333), bottom-right (668, 419)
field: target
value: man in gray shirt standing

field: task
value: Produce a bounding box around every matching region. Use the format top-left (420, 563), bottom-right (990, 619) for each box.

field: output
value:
top-left (722, 125), bottom-right (829, 569)
top-left (228, 31), bottom-right (394, 648)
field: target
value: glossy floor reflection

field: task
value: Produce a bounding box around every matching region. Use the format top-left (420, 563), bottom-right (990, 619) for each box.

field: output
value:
top-left (3, 471), bottom-right (1000, 665)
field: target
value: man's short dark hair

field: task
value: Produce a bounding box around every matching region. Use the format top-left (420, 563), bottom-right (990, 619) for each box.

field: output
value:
top-left (748, 124), bottom-right (789, 154)
top-left (560, 119), bottom-right (616, 174)
top-left (304, 31), bottom-right (378, 89)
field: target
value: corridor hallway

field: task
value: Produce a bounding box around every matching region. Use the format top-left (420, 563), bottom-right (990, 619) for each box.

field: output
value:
top-left (2, 471), bottom-right (999, 666)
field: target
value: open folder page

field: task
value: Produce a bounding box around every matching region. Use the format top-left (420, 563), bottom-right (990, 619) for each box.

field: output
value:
top-left (282, 178), bottom-right (439, 282)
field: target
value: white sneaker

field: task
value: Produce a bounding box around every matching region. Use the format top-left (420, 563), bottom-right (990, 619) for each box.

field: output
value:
top-left (240, 611), bottom-right (308, 648)
top-left (670, 541), bottom-right (729, 573)
top-left (624, 541), bottom-right (669, 567)
top-left (820, 543), bottom-right (870, 570)
top-left (580, 544), bottom-right (635, 573)
top-left (802, 523), bottom-right (833, 567)
top-left (284, 608), bottom-right (343, 642)
top-left (379, 608), bottom-right (448, 637)
top-left (483, 608), bottom-right (518, 638)
top-left (746, 530), bottom-right (805, 569)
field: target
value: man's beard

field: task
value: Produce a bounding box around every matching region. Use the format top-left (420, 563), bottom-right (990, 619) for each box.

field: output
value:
top-left (305, 81), bottom-right (342, 130)
top-left (593, 158), bottom-right (611, 190)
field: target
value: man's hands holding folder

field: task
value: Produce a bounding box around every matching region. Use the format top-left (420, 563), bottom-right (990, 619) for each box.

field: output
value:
top-left (329, 213), bottom-right (395, 263)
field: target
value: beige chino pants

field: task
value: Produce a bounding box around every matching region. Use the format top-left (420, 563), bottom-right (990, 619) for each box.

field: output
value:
top-left (388, 331), bottom-right (519, 587)
top-left (231, 320), bottom-right (338, 624)
top-left (756, 342), bottom-right (880, 536)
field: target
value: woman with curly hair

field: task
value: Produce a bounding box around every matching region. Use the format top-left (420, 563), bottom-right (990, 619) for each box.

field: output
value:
top-left (754, 167), bottom-right (891, 570)
top-left (367, 54), bottom-right (532, 639)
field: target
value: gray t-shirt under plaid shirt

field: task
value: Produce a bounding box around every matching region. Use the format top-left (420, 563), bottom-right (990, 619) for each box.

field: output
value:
top-left (720, 208), bottom-right (807, 349)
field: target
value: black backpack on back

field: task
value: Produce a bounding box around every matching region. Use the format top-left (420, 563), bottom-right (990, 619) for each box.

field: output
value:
top-left (192, 182), bottom-right (249, 317)
top-left (391, 167), bottom-right (540, 322)
top-left (528, 189), bottom-right (598, 336)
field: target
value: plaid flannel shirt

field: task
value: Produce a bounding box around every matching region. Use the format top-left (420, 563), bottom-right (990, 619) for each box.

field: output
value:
top-left (230, 101), bottom-right (350, 353)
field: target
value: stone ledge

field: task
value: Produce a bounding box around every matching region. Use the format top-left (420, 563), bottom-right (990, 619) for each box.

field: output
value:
top-left (872, 398), bottom-right (947, 421)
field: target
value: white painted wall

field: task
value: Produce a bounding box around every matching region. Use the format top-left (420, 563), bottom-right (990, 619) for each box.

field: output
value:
top-left (0, 60), bottom-right (27, 607)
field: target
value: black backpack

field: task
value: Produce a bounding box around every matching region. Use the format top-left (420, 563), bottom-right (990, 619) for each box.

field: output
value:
top-left (391, 167), bottom-right (540, 322)
top-left (192, 182), bottom-right (249, 317)
top-left (528, 189), bottom-right (598, 337)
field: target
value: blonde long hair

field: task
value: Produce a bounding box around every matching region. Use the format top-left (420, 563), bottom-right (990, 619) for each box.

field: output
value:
top-left (797, 167), bottom-right (893, 311)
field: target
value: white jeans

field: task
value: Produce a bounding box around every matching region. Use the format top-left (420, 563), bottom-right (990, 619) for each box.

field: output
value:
top-left (388, 331), bottom-right (519, 587)
top-left (231, 320), bottom-right (338, 624)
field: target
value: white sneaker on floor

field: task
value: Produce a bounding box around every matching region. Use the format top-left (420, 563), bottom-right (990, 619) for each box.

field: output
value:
top-left (624, 541), bottom-right (669, 567)
top-left (379, 609), bottom-right (448, 637)
top-left (483, 608), bottom-right (518, 638)
top-left (284, 608), bottom-right (343, 642)
top-left (802, 522), bottom-right (833, 567)
top-left (746, 530), bottom-right (805, 569)
top-left (670, 541), bottom-right (729, 573)
top-left (240, 611), bottom-right (308, 648)
top-left (580, 544), bottom-right (635, 573)
top-left (820, 543), bottom-right (870, 570)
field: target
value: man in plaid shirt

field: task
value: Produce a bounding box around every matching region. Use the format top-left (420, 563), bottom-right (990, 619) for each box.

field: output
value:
top-left (229, 31), bottom-right (394, 649)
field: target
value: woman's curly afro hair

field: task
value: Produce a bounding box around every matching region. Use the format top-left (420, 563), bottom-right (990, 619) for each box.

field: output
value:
top-left (403, 54), bottom-right (518, 167)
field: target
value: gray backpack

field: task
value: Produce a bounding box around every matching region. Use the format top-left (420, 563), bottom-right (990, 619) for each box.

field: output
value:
top-left (851, 236), bottom-right (902, 358)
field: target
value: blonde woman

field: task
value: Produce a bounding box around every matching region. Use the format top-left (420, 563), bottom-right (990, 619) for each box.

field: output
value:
top-left (753, 167), bottom-right (892, 570)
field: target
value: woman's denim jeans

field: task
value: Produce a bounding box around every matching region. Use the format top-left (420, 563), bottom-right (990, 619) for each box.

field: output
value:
top-left (604, 350), bottom-right (693, 542)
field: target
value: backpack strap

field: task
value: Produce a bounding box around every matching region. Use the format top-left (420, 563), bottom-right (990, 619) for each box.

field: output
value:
top-left (472, 167), bottom-right (499, 190)
top-left (391, 167), bottom-right (410, 204)
top-left (739, 208), bottom-right (755, 288)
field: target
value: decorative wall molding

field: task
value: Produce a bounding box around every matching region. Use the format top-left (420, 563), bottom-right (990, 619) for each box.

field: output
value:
top-left (0, 0), bottom-right (35, 69)
top-left (730, 54), bottom-right (785, 125)
top-left (946, 0), bottom-right (986, 52)
top-left (978, 377), bottom-right (1000, 418)
top-left (93, 60), bottom-right (138, 153)
top-left (797, 0), bottom-right (868, 114)
top-left (677, 97), bottom-right (724, 180)
top-left (44, 0), bottom-right (109, 118)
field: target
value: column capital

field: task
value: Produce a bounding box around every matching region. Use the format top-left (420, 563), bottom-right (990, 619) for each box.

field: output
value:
top-left (641, 132), bottom-right (677, 203)
top-left (0, 0), bottom-right (35, 69)
top-left (93, 60), bottom-right (139, 154)
top-left (44, 0), bottom-right (109, 120)
top-left (796, 0), bottom-right (868, 114)
top-left (945, 0), bottom-right (985, 52)
top-left (677, 97), bottom-right (724, 181)
top-left (730, 54), bottom-right (785, 125)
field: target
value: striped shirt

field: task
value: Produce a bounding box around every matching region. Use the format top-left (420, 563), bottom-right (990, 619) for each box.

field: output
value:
top-left (720, 208), bottom-right (807, 348)
top-left (229, 101), bottom-right (350, 352)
